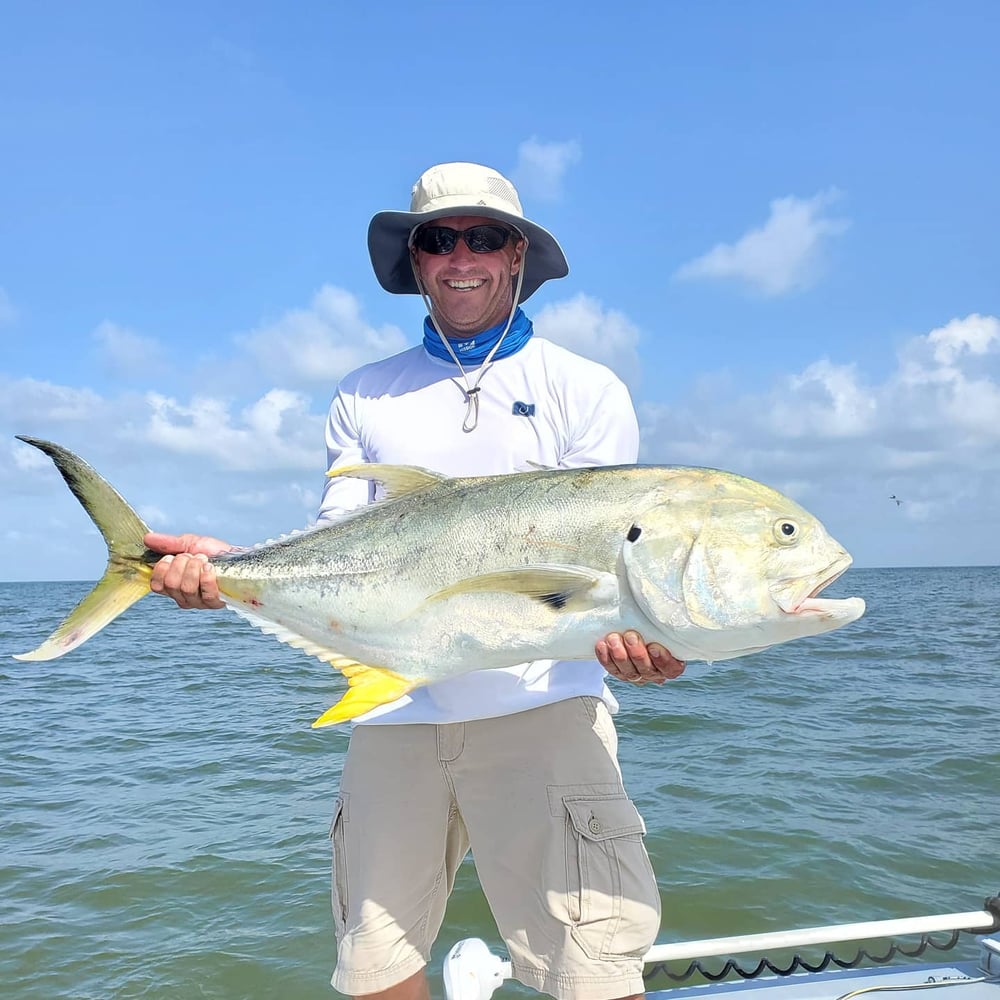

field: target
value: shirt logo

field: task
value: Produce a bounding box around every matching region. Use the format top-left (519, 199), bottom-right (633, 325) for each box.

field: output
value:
top-left (512, 401), bottom-right (535, 417)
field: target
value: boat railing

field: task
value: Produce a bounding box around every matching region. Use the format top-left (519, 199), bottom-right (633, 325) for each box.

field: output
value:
top-left (443, 894), bottom-right (1000, 1000)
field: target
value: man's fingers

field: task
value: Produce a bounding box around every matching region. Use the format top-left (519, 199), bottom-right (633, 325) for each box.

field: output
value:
top-left (176, 553), bottom-right (209, 600)
top-left (596, 632), bottom-right (685, 685)
top-left (144, 532), bottom-right (232, 558)
top-left (149, 553), bottom-right (224, 609)
top-left (598, 632), bottom-right (641, 680)
top-left (649, 643), bottom-right (686, 680)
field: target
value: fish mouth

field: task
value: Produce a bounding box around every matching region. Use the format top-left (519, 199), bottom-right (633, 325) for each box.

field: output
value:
top-left (775, 555), bottom-right (866, 621)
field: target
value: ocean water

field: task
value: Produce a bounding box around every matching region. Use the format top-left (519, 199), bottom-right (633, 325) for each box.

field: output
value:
top-left (1, 567), bottom-right (998, 999)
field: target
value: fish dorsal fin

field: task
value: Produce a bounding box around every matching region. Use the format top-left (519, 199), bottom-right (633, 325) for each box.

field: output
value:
top-left (424, 565), bottom-right (618, 614)
top-left (326, 463), bottom-right (446, 500)
top-left (223, 601), bottom-right (418, 725)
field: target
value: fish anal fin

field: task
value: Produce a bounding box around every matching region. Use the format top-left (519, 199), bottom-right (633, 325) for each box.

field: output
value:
top-left (325, 463), bottom-right (446, 500)
top-left (425, 565), bottom-right (617, 615)
top-left (222, 602), bottom-right (414, 725)
top-left (312, 663), bottom-right (416, 728)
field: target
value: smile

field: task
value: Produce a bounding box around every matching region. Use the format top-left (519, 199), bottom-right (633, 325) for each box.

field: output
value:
top-left (445, 279), bottom-right (486, 290)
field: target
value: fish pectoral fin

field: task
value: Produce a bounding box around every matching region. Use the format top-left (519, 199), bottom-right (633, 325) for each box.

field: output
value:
top-left (312, 663), bottom-right (416, 728)
top-left (425, 565), bottom-right (618, 613)
top-left (325, 462), bottom-right (446, 499)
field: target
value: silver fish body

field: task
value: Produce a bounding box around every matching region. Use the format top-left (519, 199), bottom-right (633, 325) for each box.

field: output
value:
top-left (14, 438), bottom-right (865, 725)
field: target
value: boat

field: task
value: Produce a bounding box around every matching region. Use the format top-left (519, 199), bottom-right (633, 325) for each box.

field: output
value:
top-left (443, 893), bottom-right (1000, 1000)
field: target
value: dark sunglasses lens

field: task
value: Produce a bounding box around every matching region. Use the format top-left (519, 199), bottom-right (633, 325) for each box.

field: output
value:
top-left (464, 226), bottom-right (510, 252)
top-left (414, 225), bottom-right (513, 254)
top-left (415, 227), bottom-right (459, 254)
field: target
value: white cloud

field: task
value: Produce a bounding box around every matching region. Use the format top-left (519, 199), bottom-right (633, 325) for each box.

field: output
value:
top-left (512, 137), bottom-right (582, 201)
top-left (925, 313), bottom-right (1000, 366)
top-left (532, 293), bottom-right (642, 387)
top-left (892, 314), bottom-right (1000, 440)
top-left (0, 376), bottom-right (109, 425)
top-left (145, 388), bottom-right (323, 471)
top-left (674, 190), bottom-right (849, 296)
top-left (94, 321), bottom-right (170, 380)
top-left (636, 312), bottom-right (1000, 566)
top-left (6, 310), bottom-right (1000, 577)
top-left (0, 285), bottom-right (400, 579)
top-left (643, 314), bottom-right (1000, 470)
top-left (768, 360), bottom-right (877, 438)
top-left (239, 285), bottom-right (407, 386)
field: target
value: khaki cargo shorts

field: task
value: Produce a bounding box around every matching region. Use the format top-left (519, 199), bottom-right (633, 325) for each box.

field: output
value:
top-left (328, 697), bottom-right (661, 1000)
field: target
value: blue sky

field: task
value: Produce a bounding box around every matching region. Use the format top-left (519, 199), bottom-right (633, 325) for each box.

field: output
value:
top-left (2, 0), bottom-right (998, 580)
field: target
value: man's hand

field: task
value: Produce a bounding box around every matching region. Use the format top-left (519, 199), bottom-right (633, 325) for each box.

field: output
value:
top-left (596, 631), bottom-right (686, 685)
top-left (145, 532), bottom-right (232, 610)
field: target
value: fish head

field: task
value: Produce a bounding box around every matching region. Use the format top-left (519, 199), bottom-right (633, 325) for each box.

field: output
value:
top-left (622, 470), bottom-right (866, 661)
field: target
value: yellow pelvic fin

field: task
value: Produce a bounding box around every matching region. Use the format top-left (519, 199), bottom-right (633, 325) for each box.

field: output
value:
top-left (325, 462), bottom-right (446, 500)
top-left (424, 565), bottom-right (613, 614)
top-left (14, 437), bottom-right (155, 661)
top-left (312, 663), bottom-right (416, 728)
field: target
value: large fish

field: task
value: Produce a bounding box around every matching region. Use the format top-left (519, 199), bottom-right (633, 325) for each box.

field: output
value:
top-left (14, 437), bottom-right (865, 726)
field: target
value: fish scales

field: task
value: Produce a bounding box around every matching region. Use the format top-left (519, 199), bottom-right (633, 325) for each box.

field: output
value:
top-left (215, 468), bottom-right (654, 669)
top-left (13, 438), bottom-right (866, 726)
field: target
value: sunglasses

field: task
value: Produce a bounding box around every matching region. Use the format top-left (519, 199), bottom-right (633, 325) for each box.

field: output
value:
top-left (411, 224), bottom-right (520, 255)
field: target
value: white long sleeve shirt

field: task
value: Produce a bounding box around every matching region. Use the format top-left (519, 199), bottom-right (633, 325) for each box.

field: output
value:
top-left (317, 336), bottom-right (639, 725)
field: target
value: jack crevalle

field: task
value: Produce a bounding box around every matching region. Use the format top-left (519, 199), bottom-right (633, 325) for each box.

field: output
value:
top-left (14, 437), bottom-right (865, 726)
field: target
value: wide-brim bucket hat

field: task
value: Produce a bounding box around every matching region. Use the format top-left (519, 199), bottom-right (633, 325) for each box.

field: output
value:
top-left (368, 162), bottom-right (569, 302)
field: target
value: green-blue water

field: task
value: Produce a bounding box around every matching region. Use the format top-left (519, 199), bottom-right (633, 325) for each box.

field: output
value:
top-left (2, 567), bottom-right (998, 998)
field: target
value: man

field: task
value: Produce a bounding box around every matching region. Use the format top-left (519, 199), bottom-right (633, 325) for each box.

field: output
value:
top-left (147, 162), bottom-right (685, 1000)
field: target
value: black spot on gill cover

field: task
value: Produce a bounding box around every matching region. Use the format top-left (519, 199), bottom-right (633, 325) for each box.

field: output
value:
top-left (626, 524), bottom-right (642, 542)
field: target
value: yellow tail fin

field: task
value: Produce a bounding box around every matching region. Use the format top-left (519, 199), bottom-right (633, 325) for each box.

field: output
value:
top-left (14, 437), bottom-right (155, 661)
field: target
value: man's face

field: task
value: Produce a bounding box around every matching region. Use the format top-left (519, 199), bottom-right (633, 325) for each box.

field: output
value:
top-left (411, 215), bottom-right (524, 338)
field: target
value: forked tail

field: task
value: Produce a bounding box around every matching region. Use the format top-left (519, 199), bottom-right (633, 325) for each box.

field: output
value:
top-left (14, 437), bottom-right (156, 661)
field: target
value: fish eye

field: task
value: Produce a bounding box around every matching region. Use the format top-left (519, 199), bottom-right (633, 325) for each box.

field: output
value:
top-left (773, 519), bottom-right (799, 544)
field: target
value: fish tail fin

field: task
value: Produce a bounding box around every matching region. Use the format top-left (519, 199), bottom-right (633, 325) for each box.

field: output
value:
top-left (13, 437), bottom-right (155, 661)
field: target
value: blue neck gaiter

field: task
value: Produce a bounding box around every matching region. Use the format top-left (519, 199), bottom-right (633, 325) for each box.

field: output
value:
top-left (422, 307), bottom-right (533, 366)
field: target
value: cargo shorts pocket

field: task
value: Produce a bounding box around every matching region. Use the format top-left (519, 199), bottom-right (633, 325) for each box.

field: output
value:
top-left (328, 795), bottom-right (350, 940)
top-left (561, 794), bottom-right (660, 961)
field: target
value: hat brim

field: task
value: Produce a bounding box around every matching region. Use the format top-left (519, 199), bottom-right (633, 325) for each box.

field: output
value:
top-left (368, 206), bottom-right (569, 302)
